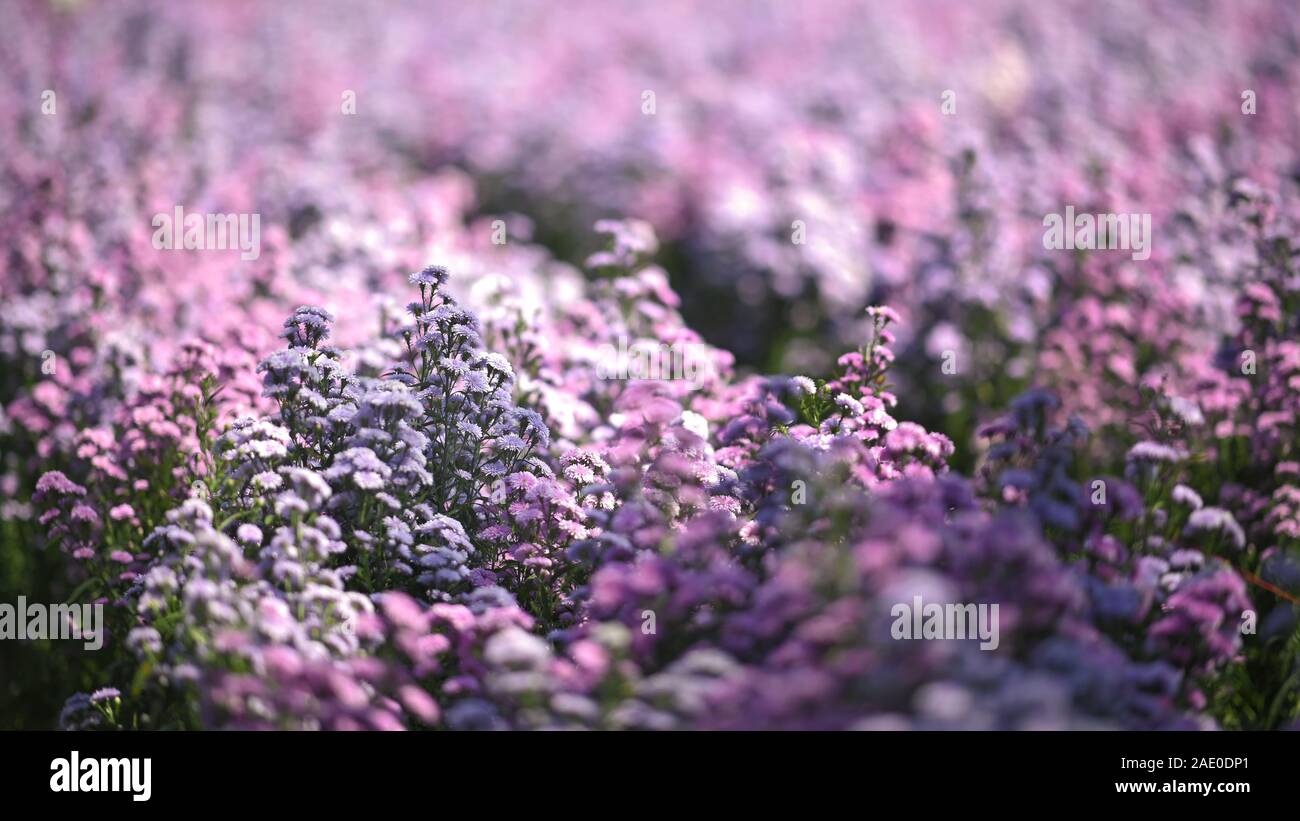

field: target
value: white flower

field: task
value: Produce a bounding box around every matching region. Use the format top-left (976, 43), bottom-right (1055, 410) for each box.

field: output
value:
top-left (253, 471), bottom-right (283, 492)
top-left (680, 410), bottom-right (709, 439)
top-left (484, 626), bottom-right (552, 670)
top-left (835, 393), bottom-right (865, 416)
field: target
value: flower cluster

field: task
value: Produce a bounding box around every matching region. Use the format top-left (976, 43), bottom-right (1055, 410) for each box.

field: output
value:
top-left (14, 262), bottom-right (1284, 730)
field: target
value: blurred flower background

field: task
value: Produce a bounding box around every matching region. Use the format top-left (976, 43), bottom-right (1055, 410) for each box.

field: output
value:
top-left (1, 0), bottom-right (1298, 729)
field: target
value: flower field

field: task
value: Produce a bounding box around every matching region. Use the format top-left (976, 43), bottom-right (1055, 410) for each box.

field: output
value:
top-left (1, 0), bottom-right (1299, 731)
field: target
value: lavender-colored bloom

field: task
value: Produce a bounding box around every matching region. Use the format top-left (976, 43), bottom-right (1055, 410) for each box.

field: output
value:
top-left (236, 524), bottom-right (264, 545)
top-left (1171, 485), bottom-right (1204, 510)
top-left (90, 688), bottom-right (121, 704)
top-left (35, 471), bottom-right (87, 497)
top-left (410, 265), bottom-right (451, 287)
top-left (1167, 396), bottom-right (1205, 427)
top-left (1184, 507), bottom-right (1247, 550)
top-left (1126, 441), bottom-right (1188, 465)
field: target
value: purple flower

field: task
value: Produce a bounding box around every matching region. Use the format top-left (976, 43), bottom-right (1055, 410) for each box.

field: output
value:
top-left (1184, 508), bottom-right (1247, 550)
top-left (409, 265), bottom-right (450, 288)
top-left (235, 524), bottom-right (264, 545)
top-left (35, 471), bottom-right (87, 497)
top-left (1171, 485), bottom-right (1204, 510)
top-left (90, 688), bottom-right (121, 704)
top-left (1126, 442), bottom-right (1187, 465)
